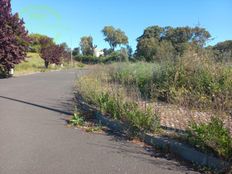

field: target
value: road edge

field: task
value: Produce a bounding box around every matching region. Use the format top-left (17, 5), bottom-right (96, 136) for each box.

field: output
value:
top-left (94, 111), bottom-right (230, 173)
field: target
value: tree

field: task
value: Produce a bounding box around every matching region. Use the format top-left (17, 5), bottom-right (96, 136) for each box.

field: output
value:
top-left (191, 27), bottom-right (211, 48)
top-left (80, 36), bottom-right (93, 56)
top-left (60, 42), bottom-right (71, 62)
top-left (136, 37), bottom-right (159, 61)
top-left (126, 45), bottom-right (133, 59)
top-left (136, 37), bottom-right (175, 62)
top-left (29, 34), bottom-right (52, 53)
top-left (102, 26), bottom-right (128, 50)
top-left (120, 47), bottom-right (129, 62)
top-left (212, 40), bottom-right (232, 62)
top-left (136, 25), bottom-right (211, 62)
top-left (213, 40), bottom-right (232, 53)
top-left (103, 48), bottom-right (114, 56)
top-left (72, 47), bottom-right (80, 57)
top-left (40, 44), bottom-right (65, 68)
top-left (137, 25), bottom-right (164, 41)
top-left (0, 0), bottom-right (30, 75)
top-left (39, 36), bottom-right (55, 50)
top-left (38, 36), bottom-right (64, 68)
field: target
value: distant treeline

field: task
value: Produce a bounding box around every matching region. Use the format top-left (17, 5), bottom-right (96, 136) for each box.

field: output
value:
top-left (28, 25), bottom-right (232, 64)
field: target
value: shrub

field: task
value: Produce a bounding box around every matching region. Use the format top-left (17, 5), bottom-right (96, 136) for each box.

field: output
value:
top-left (74, 51), bottom-right (129, 64)
top-left (186, 117), bottom-right (232, 160)
top-left (104, 51), bottom-right (232, 112)
top-left (152, 51), bottom-right (232, 110)
top-left (74, 55), bottom-right (100, 64)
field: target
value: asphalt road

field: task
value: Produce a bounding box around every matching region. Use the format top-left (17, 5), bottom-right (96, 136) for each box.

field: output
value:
top-left (0, 70), bottom-right (199, 174)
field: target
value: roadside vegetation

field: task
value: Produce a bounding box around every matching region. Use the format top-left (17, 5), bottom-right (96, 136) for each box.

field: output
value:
top-left (109, 51), bottom-right (232, 112)
top-left (76, 71), bottom-right (160, 134)
top-left (14, 52), bottom-right (84, 76)
top-left (14, 53), bottom-right (55, 76)
top-left (187, 117), bottom-right (232, 160)
top-left (70, 23), bottom-right (232, 167)
top-left (75, 47), bottom-right (232, 162)
top-left (1, 0), bottom-right (232, 172)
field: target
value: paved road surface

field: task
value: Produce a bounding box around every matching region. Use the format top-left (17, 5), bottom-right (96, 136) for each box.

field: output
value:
top-left (0, 70), bottom-right (199, 174)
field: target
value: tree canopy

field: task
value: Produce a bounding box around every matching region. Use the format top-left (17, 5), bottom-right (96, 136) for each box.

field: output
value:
top-left (136, 25), bottom-right (211, 62)
top-left (72, 47), bottom-right (80, 57)
top-left (212, 40), bottom-right (232, 62)
top-left (29, 34), bottom-right (54, 53)
top-left (102, 26), bottom-right (128, 50)
top-left (38, 36), bottom-right (65, 68)
top-left (80, 36), bottom-right (93, 56)
top-left (0, 0), bottom-right (30, 74)
top-left (40, 43), bottom-right (65, 68)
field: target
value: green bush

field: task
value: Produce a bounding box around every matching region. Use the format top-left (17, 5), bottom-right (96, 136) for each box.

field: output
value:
top-left (74, 51), bottom-right (129, 64)
top-left (74, 55), bottom-right (100, 64)
top-left (187, 117), bottom-right (232, 160)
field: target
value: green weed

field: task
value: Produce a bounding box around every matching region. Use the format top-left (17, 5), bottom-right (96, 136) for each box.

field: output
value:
top-left (186, 117), bottom-right (232, 160)
top-left (70, 113), bottom-right (85, 126)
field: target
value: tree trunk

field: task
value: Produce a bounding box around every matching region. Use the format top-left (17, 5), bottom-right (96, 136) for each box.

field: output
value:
top-left (45, 61), bottom-right (49, 68)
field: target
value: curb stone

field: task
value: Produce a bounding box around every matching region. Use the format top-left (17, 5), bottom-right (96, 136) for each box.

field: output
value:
top-left (95, 112), bottom-right (230, 172)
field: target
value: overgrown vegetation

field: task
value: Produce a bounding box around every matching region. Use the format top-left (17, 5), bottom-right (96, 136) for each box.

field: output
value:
top-left (76, 61), bottom-right (232, 161)
top-left (1, 0), bottom-right (232, 168)
top-left (186, 117), bottom-right (232, 160)
top-left (109, 62), bottom-right (155, 97)
top-left (109, 50), bottom-right (232, 112)
top-left (76, 74), bottom-right (160, 133)
top-left (75, 50), bottom-right (232, 161)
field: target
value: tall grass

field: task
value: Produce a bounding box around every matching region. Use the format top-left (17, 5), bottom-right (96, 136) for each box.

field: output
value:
top-left (152, 51), bottom-right (232, 111)
top-left (14, 53), bottom-right (45, 75)
top-left (109, 62), bottom-right (155, 97)
top-left (14, 52), bottom-right (81, 76)
top-left (76, 74), bottom-right (160, 133)
top-left (108, 51), bottom-right (232, 112)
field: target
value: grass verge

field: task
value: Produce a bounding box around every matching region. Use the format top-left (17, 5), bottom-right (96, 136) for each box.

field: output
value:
top-left (76, 72), bottom-right (160, 134)
top-left (14, 52), bottom-right (84, 76)
top-left (74, 60), bottom-right (232, 163)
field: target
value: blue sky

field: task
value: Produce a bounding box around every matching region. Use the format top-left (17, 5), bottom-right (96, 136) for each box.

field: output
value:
top-left (12, 0), bottom-right (232, 50)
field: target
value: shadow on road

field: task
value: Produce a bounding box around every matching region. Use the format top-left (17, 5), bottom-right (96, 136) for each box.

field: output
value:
top-left (0, 95), bottom-right (73, 115)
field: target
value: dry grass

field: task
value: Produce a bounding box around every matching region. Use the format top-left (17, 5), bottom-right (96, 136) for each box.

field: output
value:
top-left (14, 52), bottom-right (84, 76)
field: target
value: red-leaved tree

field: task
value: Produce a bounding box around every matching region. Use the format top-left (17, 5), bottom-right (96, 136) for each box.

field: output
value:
top-left (0, 0), bottom-right (30, 75)
top-left (41, 44), bottom-right (65, 68)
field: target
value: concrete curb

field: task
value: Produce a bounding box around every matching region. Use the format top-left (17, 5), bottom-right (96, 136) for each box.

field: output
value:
top-left (95, 112), bottom-right (230, 172)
